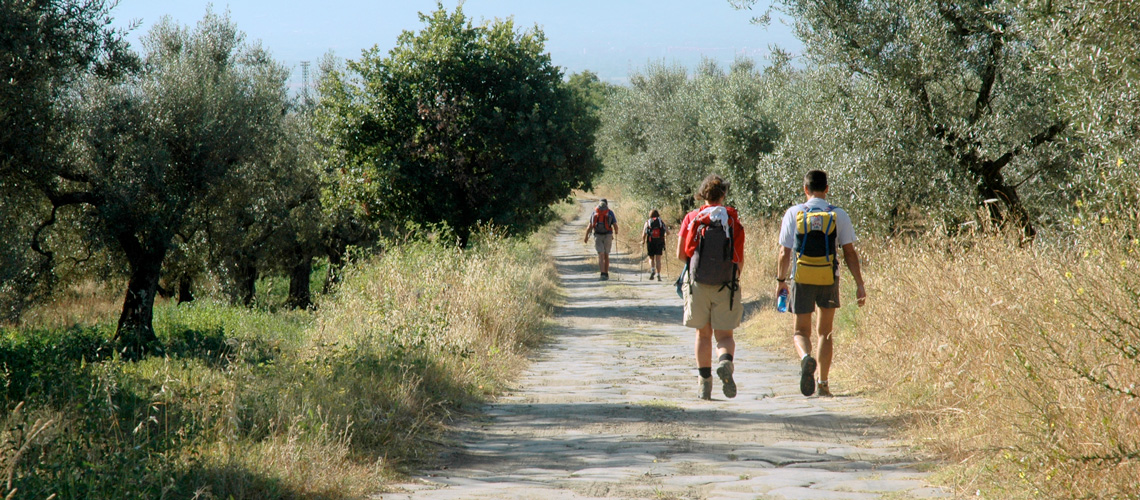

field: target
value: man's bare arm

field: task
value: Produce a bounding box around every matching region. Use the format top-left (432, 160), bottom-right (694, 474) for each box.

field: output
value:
top-left (841, 243), bottom-right (867, 306)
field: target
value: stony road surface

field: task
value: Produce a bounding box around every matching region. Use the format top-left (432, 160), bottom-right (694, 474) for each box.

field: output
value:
top-left (379, 199), bottom-right (950, 500)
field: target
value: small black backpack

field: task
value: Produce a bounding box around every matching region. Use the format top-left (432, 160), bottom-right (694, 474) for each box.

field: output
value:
top-left (646, 217), bottom-right (665, 243)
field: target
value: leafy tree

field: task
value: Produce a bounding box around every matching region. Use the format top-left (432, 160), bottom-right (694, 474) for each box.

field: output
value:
top-left (757, 0), bottom-right (1074, 238)
top-left (598, 63), bottom-right (714, 209)
top-left (0, 0), bottom-right (133, 320)
top-left (745, 62), bottom-right (977, 234)
top-left (196, 111), bottom-right (321, 309)
top-left (597, 59), bottom-right (780, 212)
top-left (567, 70), bottom-right (619, 117)
top-left (310, 53), bottom-right (379, 292)
top-left (1022, 0), bottom-right (1140, 214)
top-left (40, 11), bottom-right (289, 354)
top-left (320, 5), bottom-right (601, 242)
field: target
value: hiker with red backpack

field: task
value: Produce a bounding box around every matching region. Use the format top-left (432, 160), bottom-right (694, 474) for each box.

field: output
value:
top-left (583, 199), bottom-right (619, 280)
top-left (642, 209), bottom-right (668, 281)
top-left (775, 170), bottom-right (866, 397)
top-left (677, 174), bottom-right (745, 400)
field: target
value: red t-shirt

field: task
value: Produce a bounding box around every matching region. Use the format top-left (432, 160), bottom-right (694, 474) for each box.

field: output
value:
top-left (678, 204), bottom-right (745, 262)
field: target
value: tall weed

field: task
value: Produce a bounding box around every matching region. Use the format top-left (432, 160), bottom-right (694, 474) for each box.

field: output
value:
top-left (843, 225), bottom-right (1139, 499)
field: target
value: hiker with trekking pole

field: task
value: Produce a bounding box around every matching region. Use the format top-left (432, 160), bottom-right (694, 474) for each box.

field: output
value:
top-left (642, 209), bottom-right (668, 281)
top-left (584, 199), bottom-right (618, 280)
top-left (775, 170), bottom-right (866, 397)
top-left (676, 174), bottom-right (745, 400)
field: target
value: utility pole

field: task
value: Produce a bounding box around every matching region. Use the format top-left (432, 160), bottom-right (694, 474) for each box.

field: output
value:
top-left (300, 60), bottom-right (311, 104)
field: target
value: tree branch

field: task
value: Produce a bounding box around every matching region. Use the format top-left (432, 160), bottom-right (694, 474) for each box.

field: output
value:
top-left (31, 206), bottom-right (58, 261)
top-left (46, 190), bottom-right (98, 208)
top-left (973, 33), bottom-right (1003, 125)
top-left (983, 121), bottom-right (1068, 179)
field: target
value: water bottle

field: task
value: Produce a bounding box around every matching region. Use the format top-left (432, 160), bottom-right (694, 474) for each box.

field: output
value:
top-left (776, 288), bottom-right (789, 313)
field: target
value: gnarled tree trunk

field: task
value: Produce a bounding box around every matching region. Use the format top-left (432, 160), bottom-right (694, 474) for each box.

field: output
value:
top-left (287, 251), bottom-right (313, 310)
top-left (177, 274), bottom-right (194, 304)
top-left (236, 261), bottom-right (257, 307)
top-left (323, 241), bottom-right (346, 293)
top-left (115, 241), bottom-right (165, 358)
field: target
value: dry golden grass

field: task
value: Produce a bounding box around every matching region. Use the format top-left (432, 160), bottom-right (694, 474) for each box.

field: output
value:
top-left (705, 195), bottom-right (1139, 498)
top-left (839, 225), bottom-right (1140, 499)
top-left (16, 280), bottom-right (126, 329)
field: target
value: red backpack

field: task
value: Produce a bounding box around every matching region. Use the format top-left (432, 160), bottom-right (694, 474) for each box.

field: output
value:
top-left (593, 208), bottom-right (612, 233)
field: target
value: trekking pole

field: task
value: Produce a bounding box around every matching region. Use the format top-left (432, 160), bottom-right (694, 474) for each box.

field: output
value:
top-left (639, 246), bottom-right (645, 281)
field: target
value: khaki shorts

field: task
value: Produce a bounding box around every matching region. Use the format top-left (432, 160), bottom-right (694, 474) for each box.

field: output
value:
top-left (683, 282), bottom-right (743, 331)
top-left (594, 232), bottom-right (613, 254)
top-left (789, 280), bottom-right (840, 314)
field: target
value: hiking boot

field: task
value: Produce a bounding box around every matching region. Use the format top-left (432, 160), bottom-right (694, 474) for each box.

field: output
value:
top-left (716, 359), bottom-right (737, 399)
top-left (817, 380), bottom-right (832, 397)
top-left (657, 274), bottom-right (662, 281)
top-left (649, 269), bottom-right (656, 280)
top-left (600, 272), bottom-right (608, 280)
top-left (698, 376), bottom-right (712, 400)
top-left (800, 356), bottom-right (817, 396)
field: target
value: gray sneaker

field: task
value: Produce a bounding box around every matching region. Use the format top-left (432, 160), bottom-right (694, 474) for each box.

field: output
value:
top-left (698, 376), bottom-right (712, 400)
top-left (716, 359), bottom-right (737, 398)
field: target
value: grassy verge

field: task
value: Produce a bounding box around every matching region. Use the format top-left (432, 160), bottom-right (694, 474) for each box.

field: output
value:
top-left (735, 215), bottom-right (1139, 498)
top-left (841, 225), bottom-right (1139, 499)
top-left (1, 224), bottom-right (560, 499)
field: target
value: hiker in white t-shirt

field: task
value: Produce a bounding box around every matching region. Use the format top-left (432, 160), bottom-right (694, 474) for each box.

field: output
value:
top-left (775, 170), bottom-right (866, 397)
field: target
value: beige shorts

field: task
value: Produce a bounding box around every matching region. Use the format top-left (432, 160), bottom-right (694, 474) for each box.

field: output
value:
top-left (683, 282), bottom-right (743, 331)
top-left (594, 232), bottom-right (613, 254)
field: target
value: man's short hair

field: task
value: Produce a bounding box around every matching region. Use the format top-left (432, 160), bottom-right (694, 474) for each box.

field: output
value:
top-left (599, 199), bottom-right (608, 209)
top-left (804, 170), bottom-right (828, 193)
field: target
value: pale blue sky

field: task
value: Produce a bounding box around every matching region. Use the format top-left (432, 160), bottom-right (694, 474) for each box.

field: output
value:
top-left (109, 1), bottom-right (801, 88)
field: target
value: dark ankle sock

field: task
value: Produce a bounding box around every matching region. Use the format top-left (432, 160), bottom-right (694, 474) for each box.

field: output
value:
top-left (698, 367), bottom-right (712, 378)
top-left (718, 353), bottom-right (733, 362)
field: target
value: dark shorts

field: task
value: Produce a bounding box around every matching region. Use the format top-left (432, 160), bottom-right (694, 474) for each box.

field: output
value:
top-left (789, 280), bottom-right (840, 314)
top-left (647, 241), bottom-right (665, 256)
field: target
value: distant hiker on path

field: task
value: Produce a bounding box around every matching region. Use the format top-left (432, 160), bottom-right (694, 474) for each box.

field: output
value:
top-left (677, 175), bottom-right (745, 400)
top-left (642, 209), bottom-right (668, 281)
top-left (775, 170), bottom-right (866, 397)
top-left (584, 199), bottom-right (618, 280)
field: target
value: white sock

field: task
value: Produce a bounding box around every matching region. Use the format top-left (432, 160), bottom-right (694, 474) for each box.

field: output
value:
top-left (801, 353), bottom-right (808, 360)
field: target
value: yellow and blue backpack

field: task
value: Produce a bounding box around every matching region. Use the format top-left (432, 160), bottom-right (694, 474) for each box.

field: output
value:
top-left (793, 206), bottom-right (838, 286)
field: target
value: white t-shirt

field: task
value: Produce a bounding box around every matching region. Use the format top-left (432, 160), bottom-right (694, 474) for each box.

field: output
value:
top-left (778, 198), bottom-right (857, 256)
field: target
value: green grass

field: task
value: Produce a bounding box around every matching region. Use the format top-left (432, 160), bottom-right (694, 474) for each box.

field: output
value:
top-left (1, 225), bottom-right (560, 499)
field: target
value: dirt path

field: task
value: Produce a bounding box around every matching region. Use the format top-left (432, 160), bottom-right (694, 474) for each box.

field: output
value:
top-left (380, 200), bottom-right (948, 500)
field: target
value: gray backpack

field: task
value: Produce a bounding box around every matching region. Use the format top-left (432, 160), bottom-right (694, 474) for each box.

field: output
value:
top-left (689, 220), bottom-right (735, 285)
top-left (687, 219), bottom-right (739, 309)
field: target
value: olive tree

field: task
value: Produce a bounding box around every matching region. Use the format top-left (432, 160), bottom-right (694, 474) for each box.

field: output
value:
top-left (597, 59), bottom-right (780, 212)
top-left (46, 11), bottom-right (289, 354)
top-left (754, 0), bottom-right (1074, 238)
top-left (1021, 0), bottom-right (1140, 215)
top-left (0, 0), bottom-right (133, 320)
top-left (599, 63), bottom-right (711, 209)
